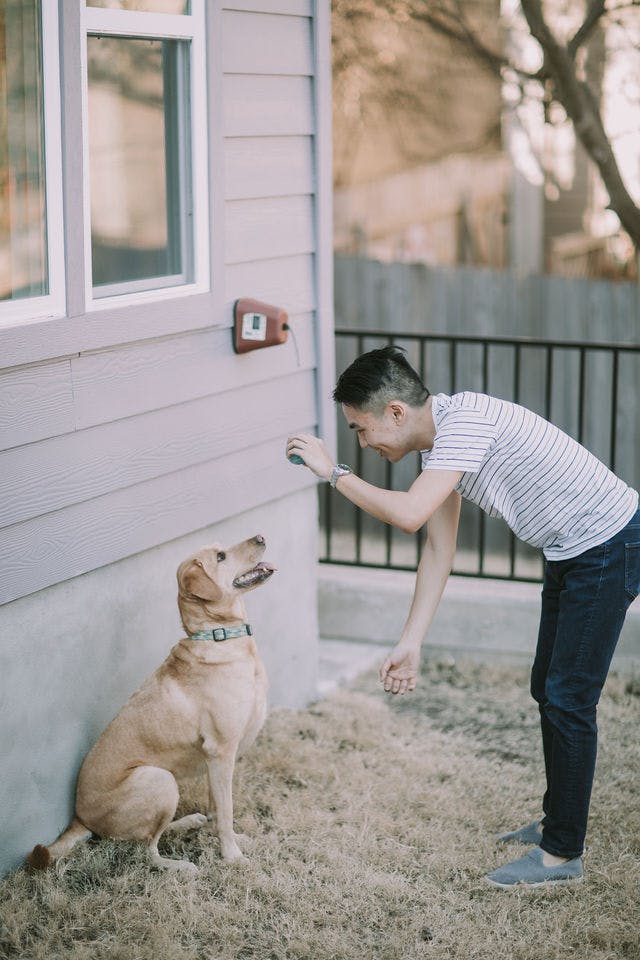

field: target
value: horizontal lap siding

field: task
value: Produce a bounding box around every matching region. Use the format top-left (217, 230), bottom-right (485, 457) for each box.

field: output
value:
top-left (1, 438), bottom-right (315, 605)
top-left (223, 75), bottom-right (313, 136)
top-left (0, 370), bottom-right (317, 529)
top-left (0, 6), bottom-right (320, 604)
top-left (0, 361), bottom-right (75, 449)
top-left (225, 136), bottom-right (313, 200)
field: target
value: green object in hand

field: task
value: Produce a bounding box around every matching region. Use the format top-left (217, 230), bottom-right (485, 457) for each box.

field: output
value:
top-left (288, 454), bottom-right (304, 465)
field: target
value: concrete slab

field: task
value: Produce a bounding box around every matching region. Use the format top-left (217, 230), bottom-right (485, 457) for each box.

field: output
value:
top-left (318, 563), bottom-right (640, 675)
top-left (317, 638), bottom-right (383, 698)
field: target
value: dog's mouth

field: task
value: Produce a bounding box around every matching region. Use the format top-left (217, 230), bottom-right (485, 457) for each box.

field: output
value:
top-left (232, 562), bottom-right (276, 589)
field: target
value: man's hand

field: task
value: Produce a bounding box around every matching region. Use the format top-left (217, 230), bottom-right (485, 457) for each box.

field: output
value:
top-left (379, 640), bottom-right (421, 695)
top-left (286, 433), bottom-right (335, 481)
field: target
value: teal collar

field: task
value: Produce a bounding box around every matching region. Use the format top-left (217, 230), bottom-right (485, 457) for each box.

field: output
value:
top-left (188, 623), bottom-right (253, 643)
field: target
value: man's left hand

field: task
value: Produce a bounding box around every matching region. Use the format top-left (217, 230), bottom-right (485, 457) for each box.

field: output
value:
top-left (379, 640), bottom-right (420, 695)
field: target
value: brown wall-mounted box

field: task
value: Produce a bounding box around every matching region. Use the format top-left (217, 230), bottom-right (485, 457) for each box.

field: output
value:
top-left (233, 298), bottom-right (289, 354)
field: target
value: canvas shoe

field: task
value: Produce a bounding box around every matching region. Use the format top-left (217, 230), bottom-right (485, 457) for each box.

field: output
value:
top-left (496, 820), bottom-right (543, 845)
top-left (485, 847), bottom-right (583, 888)
top-left (497, 820), bottom-right (586, 856)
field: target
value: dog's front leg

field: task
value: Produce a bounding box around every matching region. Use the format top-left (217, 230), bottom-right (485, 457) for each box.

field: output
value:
top-left (206, 779), bottom-right (216, 823)
top-left (205, 750), bottom-right (244, 862)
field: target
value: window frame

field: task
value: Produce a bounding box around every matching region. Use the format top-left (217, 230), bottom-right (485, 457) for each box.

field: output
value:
top-left (0, 0), bottom-right (65, 328)
top-left (80, 3), bottom-right (210, 312)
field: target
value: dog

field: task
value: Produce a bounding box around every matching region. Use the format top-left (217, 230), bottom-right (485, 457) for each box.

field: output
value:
top-left (26, 534), bottom-right (275, 874)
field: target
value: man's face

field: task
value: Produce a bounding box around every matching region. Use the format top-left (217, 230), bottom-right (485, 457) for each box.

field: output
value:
top-left (341, 403), bottom-right (410, 462)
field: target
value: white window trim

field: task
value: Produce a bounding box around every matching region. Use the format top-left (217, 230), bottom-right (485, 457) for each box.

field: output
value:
top-left (0, 1), bottom-right (65, 329)
top-left (81, 2), bottom-right (210, 313)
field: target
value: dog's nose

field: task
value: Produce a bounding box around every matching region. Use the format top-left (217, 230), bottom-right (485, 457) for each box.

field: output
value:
top-left (253, 534), bottom-right (265, 545)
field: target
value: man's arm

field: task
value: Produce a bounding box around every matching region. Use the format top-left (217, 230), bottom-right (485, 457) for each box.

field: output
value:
top-left (286, 433), bottom-right (461, 532)
top-left (380, 489), bottom-right (461, 695)
top-left (334, 468), bottom-right (461, 533)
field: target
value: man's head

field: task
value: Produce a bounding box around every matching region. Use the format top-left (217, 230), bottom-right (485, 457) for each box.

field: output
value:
top-left (333, 345), bottom-right (429, 414)
top-left (333, 346), bottom-right (431, 461)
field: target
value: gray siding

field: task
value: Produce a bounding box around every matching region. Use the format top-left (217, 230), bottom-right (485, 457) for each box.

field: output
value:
top-left (0, 0), bottom-right (330, 606)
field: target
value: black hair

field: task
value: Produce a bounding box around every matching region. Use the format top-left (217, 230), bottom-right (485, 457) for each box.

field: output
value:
top-left (332, 345), bottom-right (430, 412)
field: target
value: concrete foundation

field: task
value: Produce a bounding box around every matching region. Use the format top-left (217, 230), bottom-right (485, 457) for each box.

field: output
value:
top-left (319, 563), bottom-right (640, 672)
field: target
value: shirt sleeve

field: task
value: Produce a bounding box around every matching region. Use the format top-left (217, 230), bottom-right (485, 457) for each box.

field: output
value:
top-left (422, 410), bottom-right (495, 474)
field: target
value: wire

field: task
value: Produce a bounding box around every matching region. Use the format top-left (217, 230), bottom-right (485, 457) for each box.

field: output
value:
top-left (283, 322), bottom-right (301, 366)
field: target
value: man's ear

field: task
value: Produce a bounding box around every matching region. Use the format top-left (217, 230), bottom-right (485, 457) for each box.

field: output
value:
top-left (389, 402), bottom-right (406, 424)
top-left (180, 560), bottom-right (222, 602)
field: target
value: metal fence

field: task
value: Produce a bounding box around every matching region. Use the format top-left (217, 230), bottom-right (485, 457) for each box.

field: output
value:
top-left (319, 328), bottom-right (640, 583)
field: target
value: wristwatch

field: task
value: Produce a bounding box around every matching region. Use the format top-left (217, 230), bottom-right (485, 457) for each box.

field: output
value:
top-left (329, 463), bottom-right (352, 488)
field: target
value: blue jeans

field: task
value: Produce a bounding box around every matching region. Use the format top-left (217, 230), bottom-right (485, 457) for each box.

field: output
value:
top-left (530, 508), bottom-right (640, 859)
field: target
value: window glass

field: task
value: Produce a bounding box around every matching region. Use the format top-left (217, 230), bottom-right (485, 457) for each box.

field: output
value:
top-left (0, 0), bottom-right (48, 302)
top-left (86, 1), bottom-right (190, 12)
top-left (87, 35), bottom-right (193, 296)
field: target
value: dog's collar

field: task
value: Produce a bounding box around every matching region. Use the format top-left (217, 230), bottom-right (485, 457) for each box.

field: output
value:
top-left (188, 623), bottom-right (253, 643)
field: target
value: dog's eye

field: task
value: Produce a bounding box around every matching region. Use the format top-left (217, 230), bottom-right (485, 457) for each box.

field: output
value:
top-left (217, 551), bottom-right (226, 562)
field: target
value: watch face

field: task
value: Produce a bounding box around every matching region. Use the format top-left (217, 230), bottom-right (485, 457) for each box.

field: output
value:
top-left (330, 464), bottom-right (351, 487)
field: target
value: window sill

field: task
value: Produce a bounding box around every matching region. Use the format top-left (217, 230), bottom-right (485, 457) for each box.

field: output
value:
top-left (0, 288), bottom-right (225, 370)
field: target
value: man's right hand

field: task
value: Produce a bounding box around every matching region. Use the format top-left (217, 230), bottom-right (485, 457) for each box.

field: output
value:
top-left (379, 640), bottom-right (421, 695)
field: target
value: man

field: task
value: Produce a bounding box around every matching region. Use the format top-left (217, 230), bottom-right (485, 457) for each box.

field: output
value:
top-left (287, 345), bottom-right (640, 888)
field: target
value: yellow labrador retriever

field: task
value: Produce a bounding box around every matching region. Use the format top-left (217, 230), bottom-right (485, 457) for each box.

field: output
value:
top-left (26, 535), bottom-right (275, 874)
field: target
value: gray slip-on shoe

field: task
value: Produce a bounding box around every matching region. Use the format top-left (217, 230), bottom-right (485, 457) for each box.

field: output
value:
top-left (497, 820), bottom-right (543, 845)
top-left (485, 847), bottom-right (583, 888)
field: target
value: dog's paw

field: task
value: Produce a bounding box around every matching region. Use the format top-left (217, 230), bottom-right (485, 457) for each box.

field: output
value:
top-left (220, 842), bottom-right (247, 863)
top-left (188, 813), bottom-right (208, 830)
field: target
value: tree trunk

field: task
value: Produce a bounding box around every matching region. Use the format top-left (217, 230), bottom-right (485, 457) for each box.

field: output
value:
top-left (520, 0), bottom-right (640, 250)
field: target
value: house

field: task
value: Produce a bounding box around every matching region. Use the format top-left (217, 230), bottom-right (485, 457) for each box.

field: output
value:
top-left (0, 0), bottom-right (334, 876)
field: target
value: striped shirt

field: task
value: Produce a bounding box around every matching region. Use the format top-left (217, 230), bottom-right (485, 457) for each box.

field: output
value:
top-left (421, 392), bottom-right (638, 560)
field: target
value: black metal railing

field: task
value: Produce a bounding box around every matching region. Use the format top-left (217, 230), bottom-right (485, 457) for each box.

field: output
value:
top-left (320, 328), bottom-right (640, 582)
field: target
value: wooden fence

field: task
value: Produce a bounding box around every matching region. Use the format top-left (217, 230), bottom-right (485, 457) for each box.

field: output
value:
top-left (334, 255), bottom-right (640, 345)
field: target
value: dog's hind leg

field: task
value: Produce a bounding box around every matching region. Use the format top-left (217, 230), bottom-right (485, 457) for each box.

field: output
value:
top-left (133, 768), bottom-right (200, 874)
top-left (86, 765), bottom-right (199, 874)
top-left (164, 813), bottom-right (208, 833)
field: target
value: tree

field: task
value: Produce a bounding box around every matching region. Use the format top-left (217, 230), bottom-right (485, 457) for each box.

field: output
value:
top-left (386, 0), bottom-right (640, 251)
top-left (332, 0), bottom-right (503, 188)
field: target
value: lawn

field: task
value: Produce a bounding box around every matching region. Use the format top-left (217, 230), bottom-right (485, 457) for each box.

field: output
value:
top-left (1, 657), bottom-right (639, 960)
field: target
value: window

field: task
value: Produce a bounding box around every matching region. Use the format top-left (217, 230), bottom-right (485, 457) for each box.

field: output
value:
top-left (0, 0), bottom-right (208, 326)
top-left (0, 0), bottom-right (63, 323)
top-left (83, 1), bottom-right (208, 305)
top-left (87, 36), bottom-right (192, 296)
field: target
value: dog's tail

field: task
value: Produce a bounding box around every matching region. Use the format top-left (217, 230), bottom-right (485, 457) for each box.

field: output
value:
top-left (25, 818), bottom-right (92, 871)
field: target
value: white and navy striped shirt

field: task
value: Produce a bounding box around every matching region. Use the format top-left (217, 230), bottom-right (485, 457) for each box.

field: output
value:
top-left (421, 392), bottom-right (638, 560)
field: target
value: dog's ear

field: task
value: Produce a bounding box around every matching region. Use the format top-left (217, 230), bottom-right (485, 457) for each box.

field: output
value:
top-left (179, 559), bottom-right (222, 602)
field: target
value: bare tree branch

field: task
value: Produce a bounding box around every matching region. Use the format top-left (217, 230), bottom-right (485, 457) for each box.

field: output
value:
top-left (568, 0), bottom-right (606, 57)
top-left (333, 0), bottom-right (640, 251)
top-left (520, 0), bottom-right (640, 247)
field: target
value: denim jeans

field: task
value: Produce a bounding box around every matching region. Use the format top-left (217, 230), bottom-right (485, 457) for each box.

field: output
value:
top-left (530, 507), bottom-right (640, 859)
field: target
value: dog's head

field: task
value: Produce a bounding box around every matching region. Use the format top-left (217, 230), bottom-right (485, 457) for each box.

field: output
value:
top-left (177, 534), bottom-right (276, 634)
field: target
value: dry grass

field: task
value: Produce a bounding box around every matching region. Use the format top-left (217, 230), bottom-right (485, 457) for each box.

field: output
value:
top-left (1, 657), bottom-right (639, 960)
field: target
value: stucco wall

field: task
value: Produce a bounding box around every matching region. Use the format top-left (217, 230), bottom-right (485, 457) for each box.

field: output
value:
top-left (0, 486), bottom-right (319, 877)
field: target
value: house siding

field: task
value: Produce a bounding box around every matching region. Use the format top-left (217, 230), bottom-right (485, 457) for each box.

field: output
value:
top-left (0, 1), bottom-right (325, 605)
top-left (0, 0), bottom-right (332, 876)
